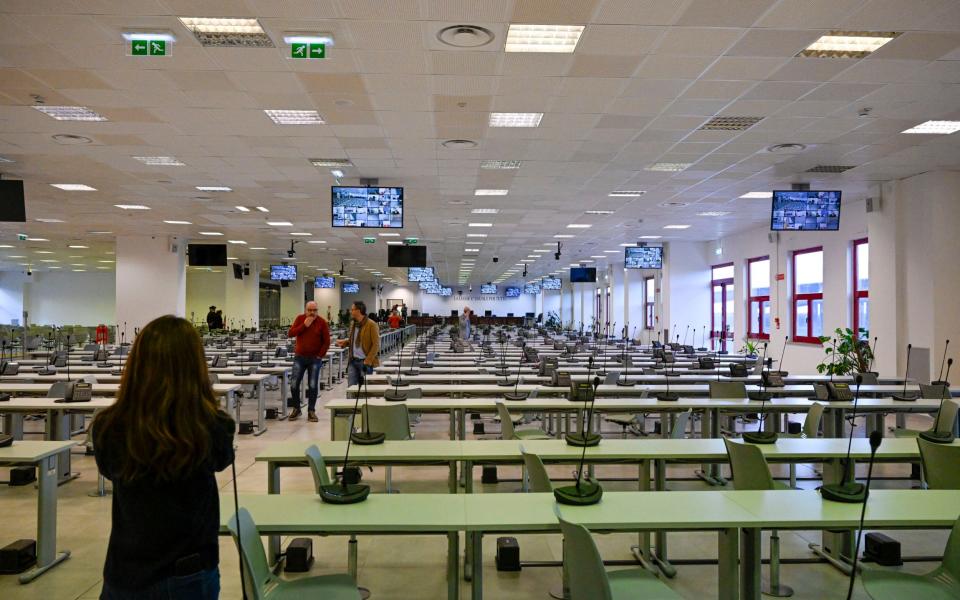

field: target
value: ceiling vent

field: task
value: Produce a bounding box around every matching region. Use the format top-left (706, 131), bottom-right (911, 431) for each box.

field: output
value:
top-left (767, 143), bottom-right (807, 154)
top-left (480, 160), bottom-right (521, 169)
top-left (659, 201), bottom-right (689, 208)
top-left (699, 116), bottom-right (764, 131)
top-left (806, 165), bottom-right (856, 173)
top-left (441, 139), bottom-right (478, 149)
top-left (437, 25), bottom-right (495, 49)
top-left (51, 134), bottom-right (93, 145)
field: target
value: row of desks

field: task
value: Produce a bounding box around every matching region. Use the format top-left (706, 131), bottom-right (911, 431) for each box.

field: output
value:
top-left (366, 371), bottom-right (905, 385)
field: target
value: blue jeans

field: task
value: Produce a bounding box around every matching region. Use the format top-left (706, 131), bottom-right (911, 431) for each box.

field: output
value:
top-left (347, 358), bottom-right (373, 387)
top-left (101, 568), bottom-right (219, 600)
top-left (290, 355), bottom-right (323, 411)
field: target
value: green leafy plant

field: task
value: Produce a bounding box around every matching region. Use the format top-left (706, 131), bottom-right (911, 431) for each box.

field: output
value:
top-left (816, 327), bottom-right (873, 376)
top-left (544, 311), bottom-right (561, 332)
top-left (739, 339), bottom-right (760, 357)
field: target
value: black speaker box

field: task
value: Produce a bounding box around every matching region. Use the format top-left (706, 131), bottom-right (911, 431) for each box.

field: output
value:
top-left (9, 467), bottom-right (36, 486)
top-left (864, 532), bottom-right (902, 566)
top-left (495, 537), bottom-right (521, 571)
top-left (284, 538), bottom-right (314, 572)
top-left (473, 422), bottom-right (485, 435)
top-left (265, 408), bottom-right (278, 420)
top-left (0, 539), bottom-right (36, 574)
top-left (481, 465), bottom-right (498, 484)
top-left (340, 467), bottom-right (362, 484)
top-left (787, 422), bottom-right (802, 435)
top-left (238, 421), bottom-right (254, 435)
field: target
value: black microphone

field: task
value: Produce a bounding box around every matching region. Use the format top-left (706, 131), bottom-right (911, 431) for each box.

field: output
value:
top-left (866, 336), bottom-right (878, 373)
top-left (504, 341), bottom-right (529, 401)
top-left (921, 359), bottom-right (955, 444)
top-left (933, 339), bottom-right (950, 385)
top-left (555, 376), bottom-right (603, 505)
top-left (749, 342), bottom-right (771, 400)
top-left (892, 343), bottom-right (915, 402)
top-left (350, 369), bottom-right (384, 445)
top-left (683, 324), bottom-right (690, 346)
top-left (618, 325), bottom-right (635, 387)
top-left (821, 375), bottom-right (869, 503)
top-left (384, 329), bottom-right (408, 401)
top-left (229, 457), bottom-right (250, 600)
top-left (776, 336), bottom-right (789, 376)
top-left (320, 376), bottom-right (373, 503)
top-left (745, 343), bottom-right (777, 444)
top-left (845, 430), bottom-right (883, 600)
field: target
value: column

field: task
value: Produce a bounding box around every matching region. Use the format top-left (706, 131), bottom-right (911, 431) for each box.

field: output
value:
top-left (115, 235), bottom-right (186, 331)
top-left (279, 268), bottom-right (306, 323)
top-left (226, 262), bottom-right (260, 329)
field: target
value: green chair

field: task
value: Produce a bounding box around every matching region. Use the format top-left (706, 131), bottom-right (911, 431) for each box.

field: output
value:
top-left (668, 410), bottom-right (692, 439)
top-left (361, 403), bottom-right (412, 492)
top-left (724, 438), bottom-right (793, 597)
top-left (605, 390), bottom-right (649, 438)
top-left (227, 508), bottom-right (360, 600)
top-left (520, 447), bottom-right (554, 493)
top-left (557, 517), bottom-right (680, 600)
top-left (862, 513), bottom-right (960, 600)
top-left (895, 397), bottom-right (958, 439)
top-left (497, 402), bottom-right (551, 441)
top-left (781, 402), bottom-right (825, 487)
top-left (918, 438), bottom-right (960, 489)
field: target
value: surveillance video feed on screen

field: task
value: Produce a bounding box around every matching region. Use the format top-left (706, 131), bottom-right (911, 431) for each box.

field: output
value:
top-left (504, 286), bottom-right (521, 298)
top-left (524, 283), bottom-right (541, 294)
top-left (332, 186), bottom-right (403, 228)
top-left (480, 284), bottom-right (497, 294)
top-left (771, 190), bottom-right (841, 231)
top-left (420, 280), bottom-right (442, 294)
top-left (624, 246), bottom-right (663, 269)
top-left (270, 264), bottom-right (297, 281)
top-left (342, 282), bottom-right (360, 293)
top-left (542, 277), bottom-right (561, 290)
top-left (439, 287), bottom-right (452, 297)
top-left (315, 276), bottom-right (335, 288)
top-left (408, 267), bottom-right (435, 282)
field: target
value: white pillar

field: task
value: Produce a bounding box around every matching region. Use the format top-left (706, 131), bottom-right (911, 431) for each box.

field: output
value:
top-left (226, 262), bottom-right (260, 329)
top-left (279, 268), bottom-right (306, 323)
top-left (115, 235), bottom-right (186, 332)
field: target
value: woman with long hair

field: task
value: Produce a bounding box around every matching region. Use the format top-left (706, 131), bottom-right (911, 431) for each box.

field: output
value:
top-left (93, 315), bottom-right (235, 599)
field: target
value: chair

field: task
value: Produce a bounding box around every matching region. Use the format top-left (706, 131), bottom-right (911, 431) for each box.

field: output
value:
top-left (557, 517), bottom-right (680, 600)
top-left (895, 399), bottom-right (958, 439)
top-left (857, 372), bottom-right (879, 385)
top-left (918, 438), bottom-right (960, 489)
top-left (227, 508), bottom-right (361, 600)
top-left (709, 381), bottom-right (747, 399)
top-left (780, 402), bottom-right (825, 487)
top-left (723, 438), bottom-right (793, 597)
top-left (497, 402), bottom-right (551, 440)
top-left (520, 448), bottom-right (553, 492)
top-left (361, 404), bottom-right (412, 492)
top-left (669, 410), bottom-right (692, 439)
top-left (605, 390), bottom-right (649, 438)
top-left (862, 513), bottom-right (960, 600)
top-left (46, 382), bottom-right (68, 398)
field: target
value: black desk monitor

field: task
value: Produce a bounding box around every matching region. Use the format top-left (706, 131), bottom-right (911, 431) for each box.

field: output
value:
top-left (451, 310), bottom-right (458, 317)
top-left (485, 310), bottom-right (492, 317)
top-left (507, 313), bottom-right (514, 317)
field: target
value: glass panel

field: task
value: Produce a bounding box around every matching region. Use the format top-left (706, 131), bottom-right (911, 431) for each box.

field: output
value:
top-left (749, 259), bottom-right (770, 296)
top-left (761, 301), bottom-right (771, 335)
top-left (645, 278), bottom-right (655, 302)
top-left (811, 298), bottom-right (824, 338)
top-left (749, 301), bottom-right (760, 334)
top-left (796, 301), bottom-right (809, 338)
top-left (725, 285), bottom-right (735, 338)
top-left (795, 250), bottom-right (823, 294)
top-left (857, 297), bottom-right (869, 338)
top-left (856, 242), bottom-right (869, 291)
top-left (713, 264), bottom-right (734, 281)
top-left (712, 285), bottom-right (723, 339)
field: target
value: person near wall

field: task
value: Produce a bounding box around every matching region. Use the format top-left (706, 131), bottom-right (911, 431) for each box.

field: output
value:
top-left (93, 315), bottom-right (235, 600)
top-left (336, 301), bottom-right (380, 386)
top-left (387, 309), bottom-right (402, 329)
top-left (205, 306), bottom-right (217, 330)
top-left (460, 306), bottom-right (472, 339)
top-left (286, 301), bottom-right (331, 422)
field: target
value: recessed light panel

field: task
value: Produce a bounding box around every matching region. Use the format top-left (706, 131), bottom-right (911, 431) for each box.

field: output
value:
top-left (33, 106), bottom-right (107, 121)
top-left (566, 224), bottom-right (591, 229)
top-left (505, 24), bottom-right (584, 53)
top-left (699, 116), bottom-right (763, 131)
top-left (164, 220), bottom-right (192, 225)
top-left (133, 156), bottom-right (184, 166)
top-left (471, 208), bottom-right (500, 214)
top-left (197, 186), bottom-right (232, 192)
top-left (51, 184), bottom-right (96, 191)
top-left (115, 204), bottom-right (150, 210)
top-left (264, 109), bottom-right (324, 125)
top-left (267, 221), bottom-right (293, 227)
top-left (199, 231), bottom-right (223, 236)
top-left (799, 31), bottom-right (900, 59)
top-left (902, 120), bottom-right (960, 135)
top-left (489, 112), bottom-right (543, 127)
top-left (480, 160), bottom-right (521, 169)
top-left (663, 225), bottom-right (690, 230)
top-left (179, 17), bottom-right (274, 47)
top-left (474, 190), bottom-right (508, 196)
top-left (740, 191), bottom-right (772, 199)
top-left (696, 211), bottom-right (731, 217)
top-left (310, 158), bottom-right (353, 167)
top-left (35, 218), bottom-right (65, 223)
top-left (646, 163), bottom-right (691, 172)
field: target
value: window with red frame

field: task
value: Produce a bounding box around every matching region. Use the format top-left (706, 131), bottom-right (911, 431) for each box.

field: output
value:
top-left (793, 247), bottom-right (824, 343)
top-left (644, 276), bottom-right (655, 329)
top-left (853, 238), bottom-right (868, 340)
top-left (747, 256), bottom-right (771, 340)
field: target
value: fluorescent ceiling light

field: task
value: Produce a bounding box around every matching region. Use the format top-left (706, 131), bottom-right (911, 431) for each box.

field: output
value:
top-left (740, 191), bottom-right (772, 199)
top-left (579, 260), bottom-right (594, 263)
top-left (585, 210), bottom-right (615, 215)
top-left (6, 255), bottom-right (26, 258)
top-left (34, 250), bottom-right (53, 254)
top-left (0, 245), bottom-right (12, 248)
top-left (51, 184), bottom-right (96, 191)
top-left (199, 232), bottom-right (223, 236)
top-left (566, 224), bottom-right (591, 229)
top-left (553, 234), bottom-right (574, 238)
top-left (72, 269), bottom-right (86, 272)
top-left (133, 156), bottom-right (184, 166)
top-left (465, 248), bottom-right (479, 252)
top-left (282, 33), bottom-right (334, 46)
top-left (267, 221), bottom-right (293, 227)
top-left (520, 260), bottom-right (534, 263)
top-left (646, 163), bottom-right (691, 172)
top-left (664, 225), bottom-right (691, 230)
top-left (489, 112), bottom-right (543, 127)
top-left (68, 245), bottom-right (88, 249)
top-left (697, 211), bottom-right (731, 217)
top-left (466, 233), bottom-right (487, 238)
top-left (33, 106), bottom-right (107, 121)
top-left (640, 235), bottom-right (663, 239)
top-left (122, 31), bottom-right (176, 42)
top-left (178, 17), bottom-right (273, 47)
top-left (799, 31), bottom-right (899, 59)
top-left (590, 255), bottom-right (605, 259)
top-left (115, 204), bottom-right (150, 210)
top-left (474, 190), bottom-right (508, 196)
top-left (608, 191), bottom-right (646, 197)
top-left (468, 223), bottom-right (493, 227)
top-left (307, 240), bottom-right (327, 244)
top-left (98, 260), bottom-right (114, 263)
top-left (378, 232), bottom-right (400, 237)
top-left (250, 247), bottom-right (266, 250)
top-left (255, 206), bottom-right (269, 212)
top-left (603, 250), bottom-right (619, 253)
top-left (264, 109), bottom-right (324, 125)
top-left (505, 24), bottom-right (584, 53)
top-left (38, 259), bottom-right (58, 263)
top-left (164, 220), bottom-right (191, 225)
top-left (35, 218), bottom-right (64, 223)
top-left (619, 243), bottom-right (636, 247)
top-left (310, 158), bottom-right (353, 167)
top-left (197, 186), bottom-right (232, 192)
top-left (235, 206), bottom-right (250, 212)
top-left (228, 240), bottom-right (246, 244)
top-left (527, 255), bottom-right (540, 258)
top-left (290, 232), bottom-right (312, 236)
top-left (386, 241), bottom-right (402, 245)
top-left (466, 241), bottom-right (484, 245)
top-left (480, 160), bottom-right (521, 169)
top-left (902, 120), bottom-right (960, 135)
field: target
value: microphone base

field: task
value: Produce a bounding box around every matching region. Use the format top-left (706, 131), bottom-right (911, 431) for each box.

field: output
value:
top-left (891, 394), bottom-right (917, 402)
top-left (565, 432), bottom-right (602, 447)
top-left (696, 347), bottom-right (708, 352)
top-left (233, 368), bottom-right (252, 376)
top-left (402, 370), bottom-right (419, 376)
top-left (742, 431), bottom-right (778, 444)
top-left (820, 482), bottom-right (867, 503)
top-left (391, 380), bottom-right (410, 387)
top-left (383, 390), bottom-right (408, 402)
top-left (931, 380), bottom-right (950, 386)
top-left (320, 483), bottom-right (370, 505)
top-left (350, 431), bottom-right (386, 445)
top-left (503, 392), bottom-right (529, 401)
top-left (419, 363), bottom-right (434, 369)
top-left (656, 392), bottom-right (679, 402)
top-left (748, 392), bottom-right (773, 401)
top-left (919, 431), bottom-right (956, 444)
top-left (496, 379), bottom-right (514, 387)
top-left (554, 480), bottom-right (603, 506)
top-left (110, 369), bottom-right (123, 377)
top-left (615, 380), bottom-right (636, 387)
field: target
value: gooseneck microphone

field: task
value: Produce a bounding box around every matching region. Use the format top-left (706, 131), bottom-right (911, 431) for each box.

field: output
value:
top-left (555, 376), bottom-right (603, 505)
top-left (892, 344), bottom-right (915, 402)
top-left (933, 340), bottom-right (950, 386)
top-left (350, 372), bottom-right (384, 445)
top-left (776, 336), bottom-right (789, 376)
top-left (921, 358), bottom-right (955, 444)
top-left (320, 375), bottom-right (372, 503)
top-left (618, 325), bottom-right (635, 387)
top-left (821, 376), bottom-right (869, 503)
top-left (744, 343), bottom-right (777, 444)
top-left (504, 341), bottom-right (529, 401)
top-left (845, 430), bottom-right (883, 600)
top-left (384, 331), bottom-right (408, 402)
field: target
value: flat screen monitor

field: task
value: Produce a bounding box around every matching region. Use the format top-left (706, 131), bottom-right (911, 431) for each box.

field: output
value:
top-left (625, 246), bottom-right (663, 269)
top-left (232, 263), bottom-right (243, 280)
top-left (542, 277), bottom-right (561, 290)
top-left (342, 282), bottom-right (360, 293)
top-left (569, 267), bottom-right (597, 283)
top-left (187, 244), bottom-right (227, 267)
top-left (315, 276), bottom-right (335, 289)
top-left (439, 287), bottom-right (452, 297)
top-left (0, 180), bottom-right (26, 222)
top-left (270, 264), bottom-right (297, 281)
top-left (480, 284), bottom-right (497, 295)
top-left (408, 267), bottom-right (435, 282)
top-left (388, 245), bottom-right (426, 268)
top-left (451, 310), bottom-right (458, 317)
top-left (524, 283), bottom-right (541, 294)
top-left (504, 286), bottom-right (521, 298)
top-left (484, 310), bottom-right (492, 317)
top-left (771, 190), bottom-right (841, 231)
top-left (418, 280), bottom-right (437, 290)
top-left (331, 186), bottom-right (403, 228)
top-left (526, 312), bottom-right (535, 318)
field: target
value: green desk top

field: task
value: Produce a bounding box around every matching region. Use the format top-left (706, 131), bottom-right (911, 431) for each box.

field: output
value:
top-left (0, 382), bottom-right (239, 396)
top-left (0, 440), bottom-right (78, 462)
top-left (256, 440), bottom-right (462, 463)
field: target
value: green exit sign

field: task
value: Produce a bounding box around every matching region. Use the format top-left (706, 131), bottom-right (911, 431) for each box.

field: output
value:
top-left (131, 39), bottom-right (166, 56)
top-left (363, 237), bottom-right (376, 244)
top-left (291, 43), bottom-right (325, 59)
top-left (403, 238), bottom-right (418, 245)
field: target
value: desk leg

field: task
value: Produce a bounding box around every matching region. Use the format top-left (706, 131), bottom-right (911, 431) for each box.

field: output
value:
top-left (810, 457), bottom-right (854, 571)
top-left (254, 383), bottom-right (267, 436)
top-left (697, 408), bottom-right (724, 485)
top-left (230, 390), bottom-right (240, 425)
top-left (447, 532), bottom-right (460, 600)
top-left (19, 454), bottom-right (70, 583)
top-left (463, 462), bottom-right (474, 581)
top-left (470, 532), bottom-right (483, 600)
top-left (267, 462), bottom-right (281, 563)
top-left (448, 460), bottom-right (457, 494)
top-left (279, 371), bottom-right (290, 418)
top-left (740, 527), bottom-right (761, 600)
top-left (631, 460), bottom-right (655, 569)
top-left (459, 409), bottom-right (467, 441)
top-left (652, 459), bottom-right (676, 577)
top-left (717, 528), bottom-right (739, 600)
top-left (449, 410), bottom-right (457, 441)
top-left (49, 410), bottom-right (76, 484)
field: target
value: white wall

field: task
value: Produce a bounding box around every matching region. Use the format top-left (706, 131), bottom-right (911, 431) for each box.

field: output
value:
top-left (225, 262), bottom-right (259, 329)
top-left (186, 270), bottom-right (226, 327)
top-left (662, 241), bottom-right (712, 347)
top-left (23, 270), bottom-right (116, 326)
top-left (116, 235), bottom-right (186, 331)
top-left (279, 270), bottom-right (306, 322)
top-left (0, 271), bottom-right (25, 325)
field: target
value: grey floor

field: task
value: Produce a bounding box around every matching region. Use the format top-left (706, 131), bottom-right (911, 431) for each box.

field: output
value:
top-left (0, 373), bottom-right (949, 599)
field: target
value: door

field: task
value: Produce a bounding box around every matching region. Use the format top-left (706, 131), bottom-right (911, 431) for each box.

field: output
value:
top-left (711, 282), bottom-right (735, 351)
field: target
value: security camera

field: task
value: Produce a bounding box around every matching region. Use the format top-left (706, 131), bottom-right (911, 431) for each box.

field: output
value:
top-left (26, 269), bottom-right (32, 276)
top-left (554, 242), bottom-right (562, 260)
top-left (492, 257), bottom-right (499, 263)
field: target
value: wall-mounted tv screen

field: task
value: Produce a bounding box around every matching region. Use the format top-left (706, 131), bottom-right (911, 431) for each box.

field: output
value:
top-left (270, 264), bottom-right (297, 281)
top-left (771, 190), bottom-right (841, 231)
top-left (439, 287), bottom-right (452, 297)
top-left (625, 246), bottom-right (663, 269)
top-left (408, 267), bottom-right (435, 282)
top-left (315, 276), bottom-right (335, 289)
top-left (419, 280), bottom-right (437, 291)
top-left (480, 284), bottom-right (497, 294)
top-left (569, 267), bottom-right (597, 283)
top-left (188, 244), bottom-right (227, 267)
top-left (504, 286), bottom-right (521, 298)
top-left (0, 180), bottom-right (26, 222)
top-left (342, 282), bottom-right (360, 293)
top-left (542, 277), bottom-right (561, 290)
top-left (232, 263), bottom-right (243, 280)
top-left (388, 245), bottom-right (426, 268)
top-left (524, 283), bottom-right (541, 294)
top-left (331, 186), bottom-right (403, 228)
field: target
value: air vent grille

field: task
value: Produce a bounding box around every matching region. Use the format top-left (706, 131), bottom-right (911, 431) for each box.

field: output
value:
top-left (806, 165), bottom-right (856, 173)
top-left (699, 116), bottom-right (764, 131)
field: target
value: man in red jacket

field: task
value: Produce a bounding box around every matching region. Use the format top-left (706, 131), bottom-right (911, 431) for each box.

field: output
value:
top-left (287, 301), bottom-right (330, 422)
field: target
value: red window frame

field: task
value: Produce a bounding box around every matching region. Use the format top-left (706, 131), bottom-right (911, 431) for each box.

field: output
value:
top-left (792, 246), bottom-right (823, 344)
top-left (643, 276), bottom-right (655, 329)
top-left (852, 238), bottom-right (868, 339)
top-left (746, 256), bottom-right (770, 340)
top-left (710, 262), bottom-right (735, 349)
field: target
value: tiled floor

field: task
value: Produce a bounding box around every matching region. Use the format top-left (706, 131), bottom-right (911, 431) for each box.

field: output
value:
top-left (0, 374), bottom-right (949, 599)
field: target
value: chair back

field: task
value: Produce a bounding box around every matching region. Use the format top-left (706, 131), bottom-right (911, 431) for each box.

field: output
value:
top-left (918, 438), bottom-right (960, 489)
top-left (46, 382), bottom-right (67, 398)
top-left (670, 410), bottom-right (692, 439)
top-left (941, 515), bottom-right (960, 586)
top-left (723, 438), bottom-right (776, 490)
top-left (934, 400), bottom-right (959, 434)
top-left (752, 356), bottom-right (764, 374)
top-left (557, 518), bottom-right (612, 600)
top-left (710, 381), bottom-right (747, 399)
top-left (405, 387), bottom-right (423, 399)
top-left (304, 444), bottom-right (332, 488)
top-left (496, 402), bottom-right (516, 439)
top-left (857, 372), bottom-right (879, 385)
top-left (803, 402), bottom-right (825, 438)
top-left (520, 448), bottom-right (553, 492)
top-left (921, 383), bottom-right (950, 399)
top-left (603, 371), bottom-right (619, 386)
top-left (361, 404), bottom-right (411, 440)
top-left (226, 508), bottom-right (272, 600)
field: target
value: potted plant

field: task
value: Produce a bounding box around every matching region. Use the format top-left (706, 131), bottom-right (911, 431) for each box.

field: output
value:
top-left (816, 328), bottom-right (873, 376)
top-left (544, 311), bottom-right (561, 332)
top-left (739, 338), bottom-right (761, 358)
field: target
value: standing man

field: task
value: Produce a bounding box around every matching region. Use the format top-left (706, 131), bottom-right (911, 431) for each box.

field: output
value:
top-left (387, 309), bottom-right (401, 329)
top-left (336, 301), bottom-right (380, 386)
top-left (287, 301), bottom-right (330, 422)
top-left (206, 306), bottom-right (217, 330)
top-left (326, 305), bottom-right (333, 324)
top-left (460, 306), bottom-right (472, 339)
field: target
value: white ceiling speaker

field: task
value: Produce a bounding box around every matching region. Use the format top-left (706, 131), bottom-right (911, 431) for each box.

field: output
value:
top-left (441, 139), bottom-right (477, 149)
top-left (766, 143), bottom-right (807, 154)
top-left (437, 25), bottom-right (495, 48)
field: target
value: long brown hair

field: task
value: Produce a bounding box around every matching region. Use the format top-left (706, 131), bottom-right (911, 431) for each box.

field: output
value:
top-left (93, 315), bottom-right (220, 482)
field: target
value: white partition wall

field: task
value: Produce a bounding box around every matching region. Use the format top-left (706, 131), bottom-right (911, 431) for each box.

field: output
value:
top-left (279, 270), bottom-right (306, 322)
top-left (226, 262), bottom-right (259, 329)
top-left (115, 235), bottom-right (186, 331)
